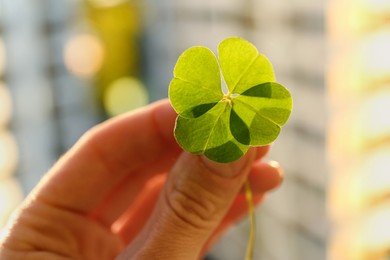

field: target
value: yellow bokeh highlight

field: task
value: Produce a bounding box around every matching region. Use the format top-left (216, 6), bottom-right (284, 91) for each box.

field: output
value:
top-left (88, 0), bottom-right (129, 8)
top-left (103, 77), bottom-right (148, 116)
top-left (0, 131), bottom-right (18, 180)
top-left (0, 83), bottom-right (12, 128)
top-left (328, 0), bottom-right (390, 38)
top-left (0, 177), bottom-right (23, 228)
top-left (64, 34), bottom-right (105, 78)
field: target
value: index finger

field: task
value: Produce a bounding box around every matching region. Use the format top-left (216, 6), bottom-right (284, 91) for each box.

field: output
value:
top-left (32, 99), bottom-right (181, 213)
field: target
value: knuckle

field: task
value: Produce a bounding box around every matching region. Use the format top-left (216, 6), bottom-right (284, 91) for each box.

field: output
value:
top-left (164, 182), bottom-right (221, 230)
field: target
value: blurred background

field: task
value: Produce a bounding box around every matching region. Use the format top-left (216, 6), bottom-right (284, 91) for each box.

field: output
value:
top-left (0, 0), bottom-right (389, 259)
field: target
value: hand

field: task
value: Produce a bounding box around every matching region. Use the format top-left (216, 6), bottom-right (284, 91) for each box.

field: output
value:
top-left (0, 99), bottom-right (282, 260)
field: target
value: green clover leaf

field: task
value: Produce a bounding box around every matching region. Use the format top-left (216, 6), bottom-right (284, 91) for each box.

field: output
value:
top-left (169, 37), bottom-right (293, 163)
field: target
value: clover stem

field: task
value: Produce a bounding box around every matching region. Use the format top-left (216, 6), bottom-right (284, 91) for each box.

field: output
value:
top-left (244, 179), bottom-right (256, 260)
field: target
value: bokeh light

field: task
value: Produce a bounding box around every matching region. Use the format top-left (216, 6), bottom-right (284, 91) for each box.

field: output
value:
top-left (360, 30), bottom-right (390, 78)
top-left (103, 77), bottom-right (148, 116)
top-left (0, 177), bottom-right (23, 228)
top-left (0, 131), bottom-right (18, 179)
top-left (0, 83), bottom-right (12, 128)
top-left (88, 0), bottom-right (129, 8)
top-left (64, 34), bottom-right (105, 78)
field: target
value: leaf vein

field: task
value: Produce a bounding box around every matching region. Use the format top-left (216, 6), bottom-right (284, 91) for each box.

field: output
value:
top-left (231, 55), bottom-right (260, 93)
top-left (235, 99), bottom-right (281, 127)
top-left (202, 102), bottom-right (228, 153)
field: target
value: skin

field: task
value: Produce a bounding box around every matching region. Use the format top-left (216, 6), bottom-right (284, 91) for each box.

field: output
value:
top-left (0, 99), bottom-right (282, 260)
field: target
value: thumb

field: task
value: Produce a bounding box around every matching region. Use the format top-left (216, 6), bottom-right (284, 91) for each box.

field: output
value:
top-left (118, 149), bottom-right (257, 260)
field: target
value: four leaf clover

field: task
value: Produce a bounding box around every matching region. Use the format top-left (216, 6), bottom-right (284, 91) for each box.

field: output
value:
top-left (169, 37), bottom-right (293, 163)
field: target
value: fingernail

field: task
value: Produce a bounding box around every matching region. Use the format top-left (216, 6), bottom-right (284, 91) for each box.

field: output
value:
top-left (200, 149), bottom-right (256, 177)
top-left (267, 160), bottom-right (284, 181)
top-left (268, 160), bottom-right (280, 168)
